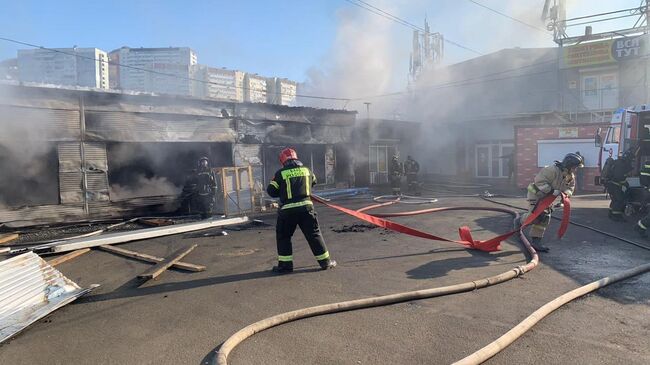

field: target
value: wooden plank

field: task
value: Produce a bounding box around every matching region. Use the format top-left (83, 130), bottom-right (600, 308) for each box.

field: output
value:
top-left (0, 233), bottom-right (19, 245)
top-left (16, 216), bottom-right (248, 254)
top-left (97, 245), bottom-right (205, 272)
top-left (47, 248), bottom-right (91, 266)
top-left (137, 244), bottom-right (198, 280)
top-left (139, 218), bottom-right (174, 227)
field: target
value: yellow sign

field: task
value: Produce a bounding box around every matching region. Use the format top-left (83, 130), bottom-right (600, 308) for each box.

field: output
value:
top-left (563, 40), bottom-right (615, 68)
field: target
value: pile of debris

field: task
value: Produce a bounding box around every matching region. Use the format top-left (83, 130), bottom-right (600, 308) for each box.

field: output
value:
top-left (0, 215), bottom-right (250, 343)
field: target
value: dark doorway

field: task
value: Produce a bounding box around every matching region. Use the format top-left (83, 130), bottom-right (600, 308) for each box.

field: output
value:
top-left (106, 142), bottom-right (232, 200)
top-left (0, 142), bottom-right (59, 208)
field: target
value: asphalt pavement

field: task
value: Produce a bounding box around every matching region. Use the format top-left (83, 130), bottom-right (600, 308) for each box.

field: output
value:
top-left (0, 193), bottom-right (648, 365)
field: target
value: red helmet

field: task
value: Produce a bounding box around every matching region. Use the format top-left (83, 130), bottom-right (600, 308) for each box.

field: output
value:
top-left (279, 148), bottom-right (298, 165)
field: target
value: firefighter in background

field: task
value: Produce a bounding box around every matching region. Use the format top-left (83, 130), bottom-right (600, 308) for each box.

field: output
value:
top-left (604, 149), bottom-right (635, 221)
top-left (404, 155), bottom-right (420, 195)
top-left (389, 155), bottom-right (403, 195)
top-left (635, 160), bottom-right (650, 237)
top-left (266, 148), bottom-right (336, 274)
top-left (180, 156), bottom-right (216, 217)
top-left (519, 153), bottom-right (584, 252)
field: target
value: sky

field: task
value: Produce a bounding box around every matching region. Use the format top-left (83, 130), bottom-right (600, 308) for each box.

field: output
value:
top-left (0, 0), bottom-right (645, 96)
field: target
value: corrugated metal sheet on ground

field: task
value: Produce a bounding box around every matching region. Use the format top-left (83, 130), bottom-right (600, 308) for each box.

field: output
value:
top-left (0, 252), bottom-right (95, 343)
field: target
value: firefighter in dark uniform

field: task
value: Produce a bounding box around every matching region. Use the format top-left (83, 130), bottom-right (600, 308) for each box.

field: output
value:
top-left (195, 156), bottom-right (217, 219)
top-left (605, 150), bottom-right (635, 221)
top-left (635, 160), bottom-right (650, 237)
top-left (266, 148), bottom-right (336, 274)
top-left (389, 155), bottom-right (403, 195)
top-left (404, 155), bottom-right (420, 195)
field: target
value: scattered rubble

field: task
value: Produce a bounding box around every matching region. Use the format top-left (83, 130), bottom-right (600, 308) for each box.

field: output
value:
top-left (332, 224), bottom-right (378, 233)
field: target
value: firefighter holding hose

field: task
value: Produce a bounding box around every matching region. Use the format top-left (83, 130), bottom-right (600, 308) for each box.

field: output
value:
top-left (266, 148), bottom-right (336, 274)
top-left (518, 153), bottom-right (584, 252)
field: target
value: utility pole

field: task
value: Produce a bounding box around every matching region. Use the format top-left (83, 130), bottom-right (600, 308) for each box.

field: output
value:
top-left (364, 102), bottom-right (371, 120)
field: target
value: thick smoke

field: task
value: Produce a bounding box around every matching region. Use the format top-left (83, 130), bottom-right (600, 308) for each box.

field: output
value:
top-left (297, 1), bottom-right (569, 177)
top-left (109, 174), bottom-right (181, 200)
top-left (299, 1), bottom-right (407, 116)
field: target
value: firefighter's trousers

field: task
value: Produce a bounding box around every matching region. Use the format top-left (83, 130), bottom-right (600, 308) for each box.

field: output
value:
top-left (606, 182), bottom-right (626, 216)
top-left (406, 173), bottom-right (418, 194)
top-left (276, 204), bottom-right (330, 268)
top-left (521, 198), bottom-right (552, 239)
top-left (390, 175), bottom-right (401, 195)
top-left (195, 193), bottom-right (214, 219)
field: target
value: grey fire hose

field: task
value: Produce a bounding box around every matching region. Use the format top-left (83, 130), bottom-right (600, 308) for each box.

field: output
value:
top-left (215, 205), bottom-right (538, 365)
top-left (214, 197), bottom-right (649, 365)
top-left (453, 262), bottom-right (650, 365)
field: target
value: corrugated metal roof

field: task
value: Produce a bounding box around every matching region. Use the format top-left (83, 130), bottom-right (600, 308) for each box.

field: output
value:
top-left (0, 252), bottom-right (95, 343)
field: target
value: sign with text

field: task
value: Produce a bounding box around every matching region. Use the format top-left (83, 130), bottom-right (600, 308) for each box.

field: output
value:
top-left (562, 36), bottom-right (646, 68)
top-left (559, 127), bottom-right (579, 138)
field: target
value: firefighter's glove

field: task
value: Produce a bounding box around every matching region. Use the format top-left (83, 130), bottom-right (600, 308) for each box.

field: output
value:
top-left (622, 185), bottom-right (628, 193)
top-left (552, 189), bottom-right (561, 196)
top-left (563, 190), bottom-right (572, 197)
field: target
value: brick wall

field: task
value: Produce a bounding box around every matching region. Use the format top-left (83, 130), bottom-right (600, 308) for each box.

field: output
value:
top-left (515, 124), bottom-right (607, 193)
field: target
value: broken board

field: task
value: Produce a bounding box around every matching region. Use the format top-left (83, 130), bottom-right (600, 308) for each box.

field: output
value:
top-left (97, 245), bottom-right (205, 272)
top-left (137, 244), bottom-right (198, 280)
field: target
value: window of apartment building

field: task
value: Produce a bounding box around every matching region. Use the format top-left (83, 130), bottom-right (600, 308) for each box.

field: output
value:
top-left (580, 69), bottom-right (618, 110)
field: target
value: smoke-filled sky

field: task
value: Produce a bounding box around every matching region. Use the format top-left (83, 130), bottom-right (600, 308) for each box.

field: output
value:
top-left (0, 0), bottom-right (643, 107)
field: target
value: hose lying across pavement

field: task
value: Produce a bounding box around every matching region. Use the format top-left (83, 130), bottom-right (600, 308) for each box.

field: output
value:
top-left (214, 196), bottom-right (650, 365)
top-left (216, 200), bottom-right (539, 365)
top-left (454, 262), bottom-right (650, 365)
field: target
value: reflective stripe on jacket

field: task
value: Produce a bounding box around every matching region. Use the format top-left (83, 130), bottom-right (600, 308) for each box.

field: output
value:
top-left (266, 160), bottom-right (317, 209)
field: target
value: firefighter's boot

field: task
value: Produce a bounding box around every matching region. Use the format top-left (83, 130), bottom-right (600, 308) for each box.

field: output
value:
top-left (530, 237), bottom-right (549, 252)
top-left (318, 259), bottom-right (337, 270)
top-left (635, 222), bottom-right (648, 238)
top-left (272, 262), bottom-right (293, 274)
top-left (608, 211), bottom-right (625, 222)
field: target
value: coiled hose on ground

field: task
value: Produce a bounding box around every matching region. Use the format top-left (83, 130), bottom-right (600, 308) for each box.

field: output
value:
top-left (214, 196), bottom-right (650, 365)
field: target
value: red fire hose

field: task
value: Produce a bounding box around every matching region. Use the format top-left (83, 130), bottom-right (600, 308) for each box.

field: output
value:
top-left (312, 193), bottom-right (570, 252)
top-left (215, 194), bottom-right (571, 365)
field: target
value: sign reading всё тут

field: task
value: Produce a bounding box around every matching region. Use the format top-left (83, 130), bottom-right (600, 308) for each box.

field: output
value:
top-left (562, 36), bottom-right (646, 68)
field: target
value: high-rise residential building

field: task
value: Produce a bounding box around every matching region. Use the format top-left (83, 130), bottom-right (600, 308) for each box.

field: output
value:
top-left (267, 77), bottom-right (297, 106)
top-left (192, 65), bottom-right (244, 102)
top-left (109, 47), bottom-right (197, 94)
top-left (17, 48), bottom-right (109, 89)
top-left (243, 73), bottom-right (267, 103)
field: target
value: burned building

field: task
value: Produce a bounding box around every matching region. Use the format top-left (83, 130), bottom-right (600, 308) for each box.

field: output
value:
top-left (0, 82), bottom-right (356, 226)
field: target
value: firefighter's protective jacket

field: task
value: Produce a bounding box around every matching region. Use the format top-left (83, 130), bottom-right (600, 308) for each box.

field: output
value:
top-left (641, 162), bottom-right (650, 187)
top-left (608, 159), bottom-right (634, 187)
top-left (266, 160), bottom-right (316, 210)
top-left (527, 163), bottom-right (575, 200)
top-left (390, 159), bottom-right (403, 177)
top-left (404, 159), bottom-right (420, 174)
top-left (196, 167), bottom-right (217, 196)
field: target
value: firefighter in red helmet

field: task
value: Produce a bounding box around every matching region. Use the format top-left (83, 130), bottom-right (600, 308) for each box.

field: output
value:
top-left (266, 147), bottom-right (336, 274)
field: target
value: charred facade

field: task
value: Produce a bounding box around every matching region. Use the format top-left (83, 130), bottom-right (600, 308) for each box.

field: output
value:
top-left (0, 83), bottom-right (356, 226)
